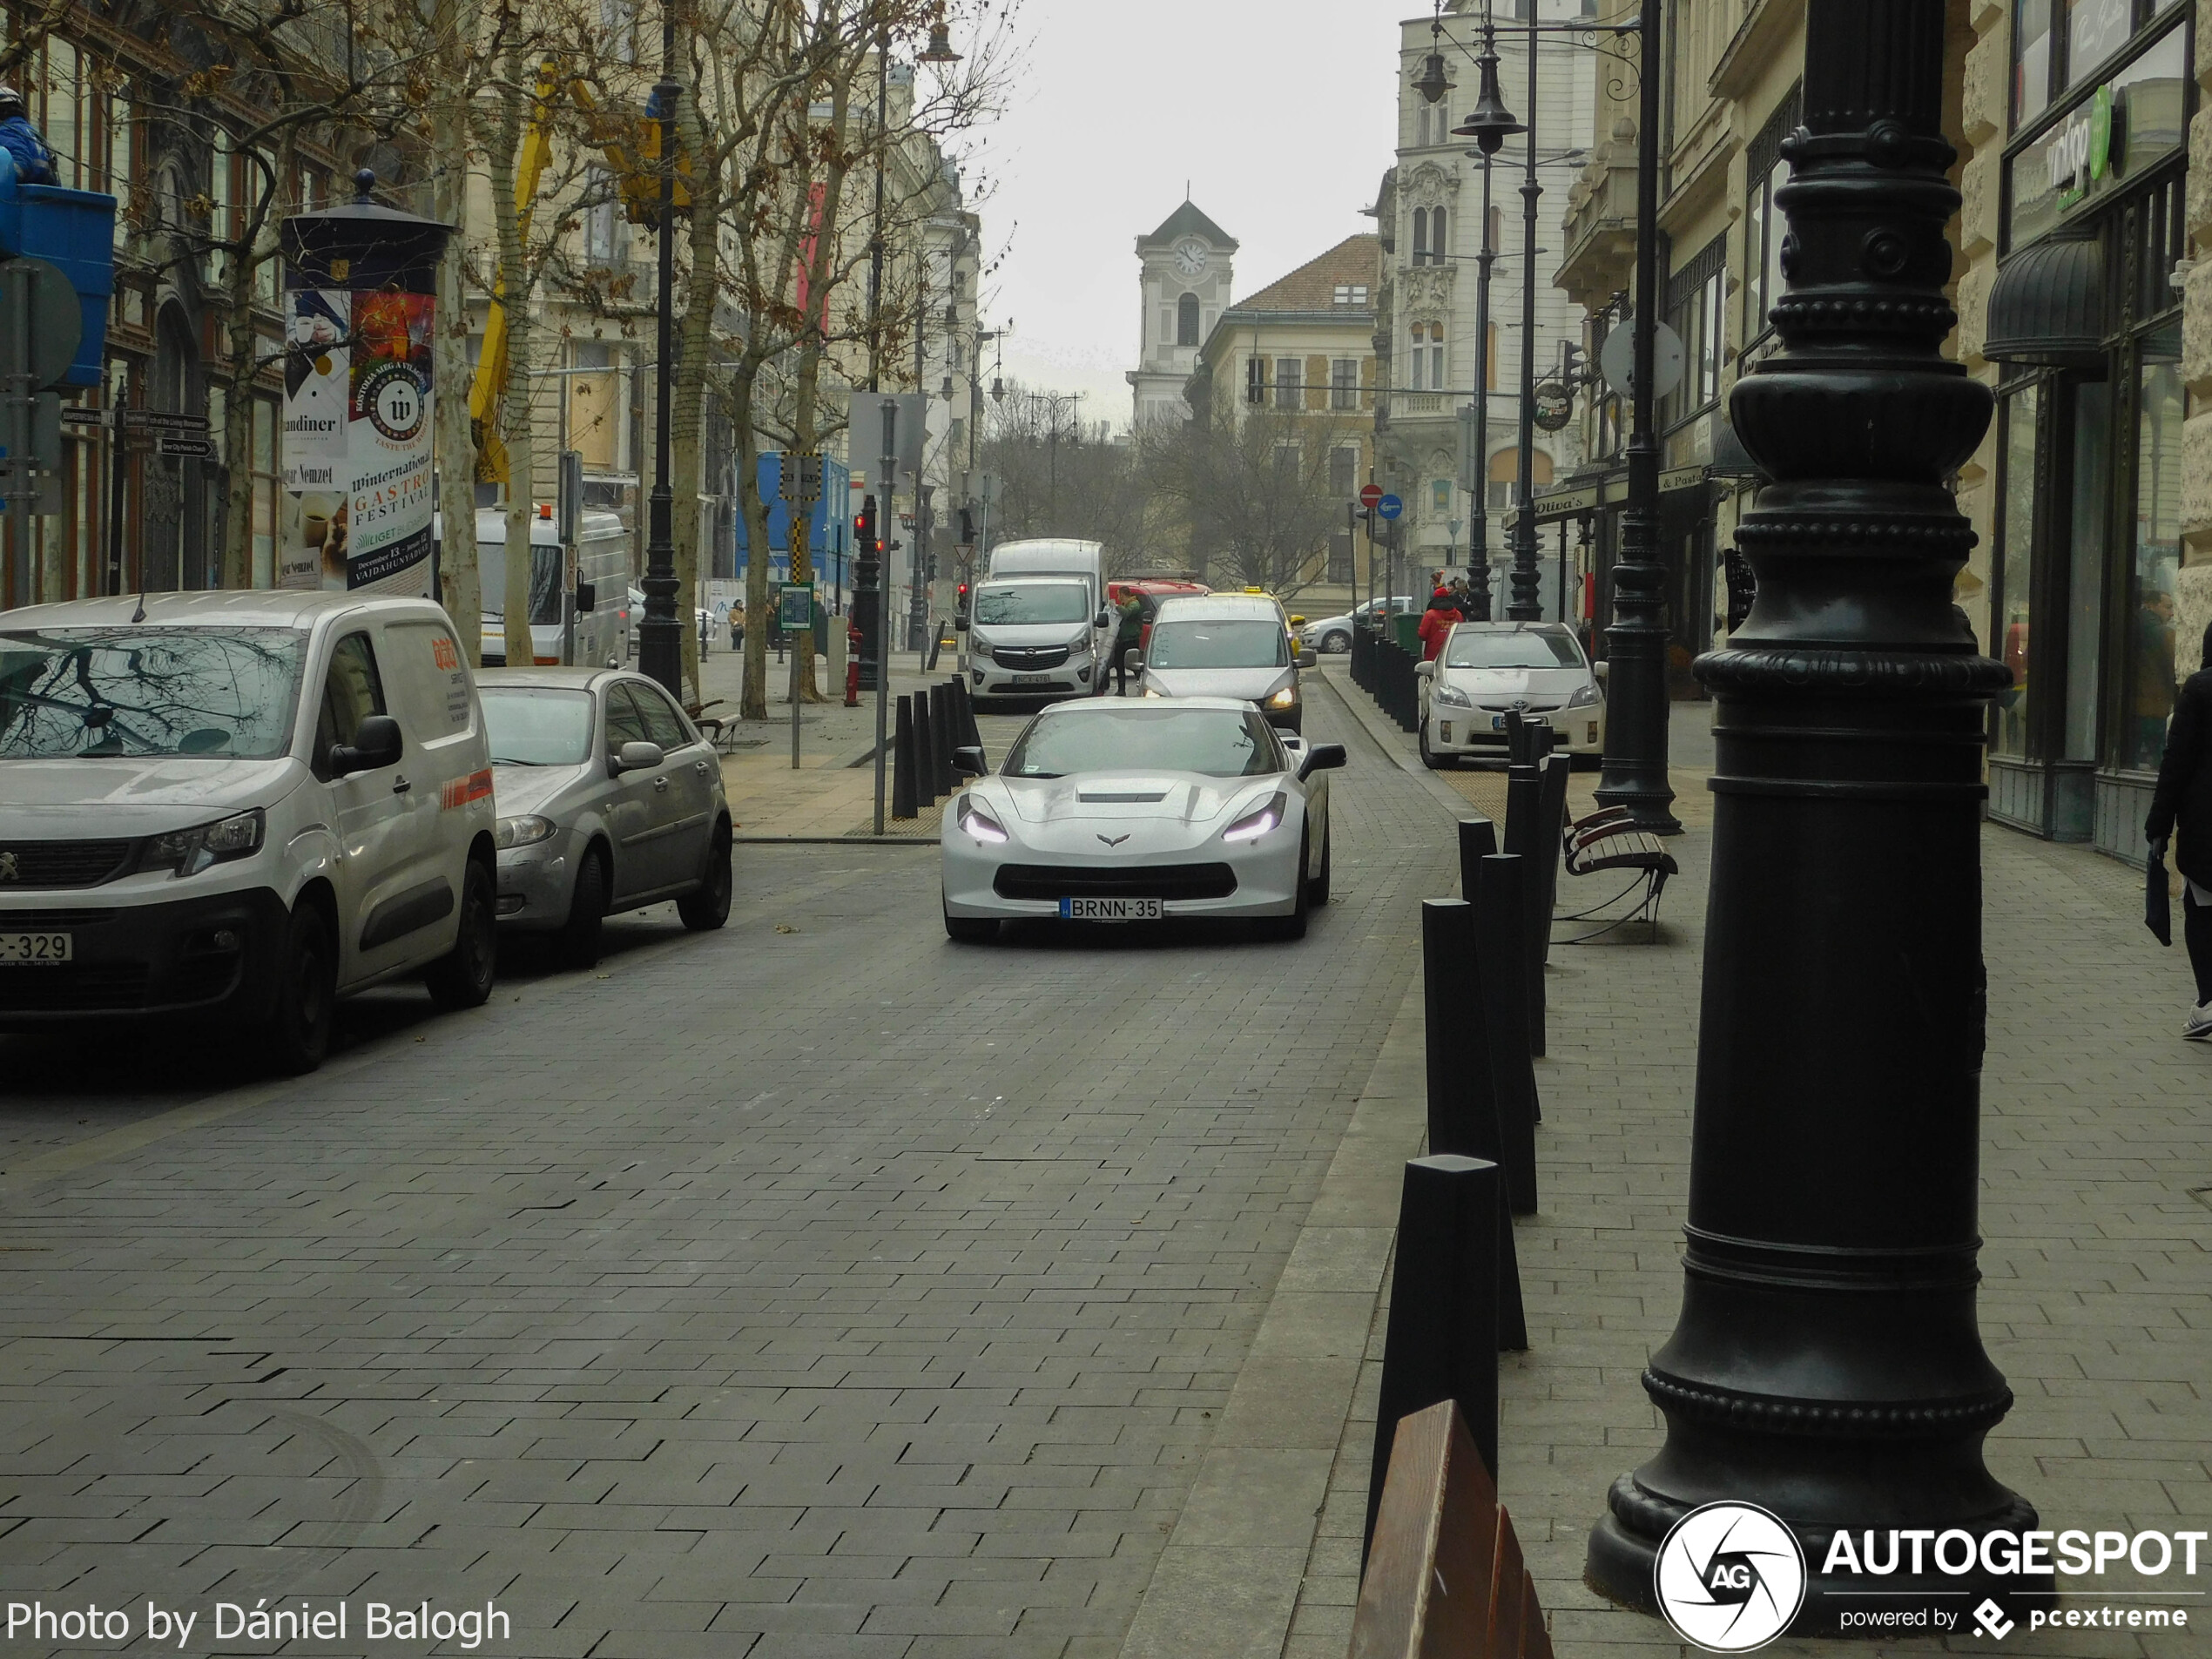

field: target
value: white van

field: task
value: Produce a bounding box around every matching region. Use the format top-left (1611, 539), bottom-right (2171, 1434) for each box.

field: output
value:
top-left (0, 591), bottom-right (500, 1072)
top-left (964, 577), bottom-right (1109, 705)
top-left (475, 507), bottom-right (632, 667)
top-left (977, 539), bottom-right (1110, 693)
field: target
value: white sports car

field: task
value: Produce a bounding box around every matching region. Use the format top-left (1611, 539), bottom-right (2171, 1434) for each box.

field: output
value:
top-left (941, 697), bottom-right (1345, 941)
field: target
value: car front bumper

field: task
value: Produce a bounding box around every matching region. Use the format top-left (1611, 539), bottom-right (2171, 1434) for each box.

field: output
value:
top-left (495, 834), bottom-right (576, 930)
top-left (968, 658), bottom-right (1098, 699)
top-left (1427, 706), bottom-right (1604, 755)
top-left (941, 818), bottom-right (1305, 919)
top-left (0, 885), bottom-right (291, 1026)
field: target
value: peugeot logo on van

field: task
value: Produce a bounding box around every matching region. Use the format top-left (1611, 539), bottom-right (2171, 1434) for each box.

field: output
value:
top-left (0, 852), bottom-right (17, 882)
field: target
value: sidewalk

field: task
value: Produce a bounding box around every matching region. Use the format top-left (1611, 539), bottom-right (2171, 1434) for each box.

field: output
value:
top-left (1126, 663), bottom-right (2211, 1658)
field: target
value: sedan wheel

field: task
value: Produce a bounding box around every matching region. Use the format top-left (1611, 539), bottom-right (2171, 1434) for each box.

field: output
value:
top-left (678, 824), bottom-right (733, 931)
top-left (560, 846), bottom-right (608, 968)
top-left (1420, 719), bottom-right (1453, 770)
top-left (1322, 631), bottom-right (1351, 653)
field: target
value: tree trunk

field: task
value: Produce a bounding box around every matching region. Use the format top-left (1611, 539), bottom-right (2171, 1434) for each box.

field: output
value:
top-left (432, 0), bottom-right (481, 659)
top-left (670, 143), bottom-right (718, 710)
top-left (219, 286), bottom-right (258, 590)
top-left (493, 54), bottom-right (536, 669)
top-left (732, 364), bottom-right (772, 721)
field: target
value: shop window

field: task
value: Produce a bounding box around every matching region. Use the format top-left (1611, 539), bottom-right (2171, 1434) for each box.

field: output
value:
top-left (1993, 384), bottom-right (2038, 758)
top-left (2061, 381), bottom-right (2109, 764)
top-left (1743, 88), bottom-right (1799, 345)
top-left (2016, 0), bottom-right (2054, 125)
top-left (2123, 327), bottom-right (2183, 771)
top-left (2067, 0), bottom-right (2133, 91)
top-left (2014, 0), bottom-right (2184, 135)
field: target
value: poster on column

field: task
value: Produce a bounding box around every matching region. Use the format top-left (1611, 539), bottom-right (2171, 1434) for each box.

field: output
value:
top-left (278, 287), bottom-right (436, 596)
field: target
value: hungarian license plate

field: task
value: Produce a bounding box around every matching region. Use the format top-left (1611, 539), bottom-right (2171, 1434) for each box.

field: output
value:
top-left (1060, 896), bottom-right (1162, 921)
top-left (1010, 673), bottom-right (1053, 686)
top-left (0, 933), bottom-right (72, 965)
top-left (1491, 715), bottom-right (1508, 730)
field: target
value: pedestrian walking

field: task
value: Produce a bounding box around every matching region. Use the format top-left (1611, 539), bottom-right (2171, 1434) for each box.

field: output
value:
top-left (1416, 588), bottom-right (1456, 663)
top-left (728, 600), bottom-right (746, 651)
top-left (1109, 593), bottom-right (1143, 693)
top-left (2147, 619), bottom-right (2212, 1040)
top-left (1449, 576), bottom-right (1476, 620)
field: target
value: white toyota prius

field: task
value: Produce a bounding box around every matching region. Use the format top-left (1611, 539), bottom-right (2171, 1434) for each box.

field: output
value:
top-left (940, 697), bottom-right (1345, 942)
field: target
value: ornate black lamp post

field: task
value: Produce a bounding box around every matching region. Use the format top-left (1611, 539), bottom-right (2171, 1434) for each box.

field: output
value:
top-left (1503, 10), bottom-right (1544, 621)
top-left (1585, 1), bottom-right (2045, 1631)
top-left (637, 2), bottom-right (684, 696)
top-left (1454, 25), bottom-right (1522, 625)
top-left (1591, 0), bottom-right (1679, 833)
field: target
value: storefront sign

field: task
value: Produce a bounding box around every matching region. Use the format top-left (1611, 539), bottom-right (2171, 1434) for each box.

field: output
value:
top-left (2007, 25), bottom-right (2184, 250)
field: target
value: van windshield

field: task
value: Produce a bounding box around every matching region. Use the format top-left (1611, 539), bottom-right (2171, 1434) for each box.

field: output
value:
top-left (974, 583), bottom-right (1090, 626)
top-left (0, 627), bottom-right (308, 759)
top-left (477, 541), bottom-right (564, 626)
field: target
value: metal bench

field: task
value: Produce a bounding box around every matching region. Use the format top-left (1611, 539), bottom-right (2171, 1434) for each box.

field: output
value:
top-left (1557, 804), bottom-right (1677, 941)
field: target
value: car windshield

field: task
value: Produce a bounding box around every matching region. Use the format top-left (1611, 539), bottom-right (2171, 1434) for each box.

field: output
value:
top-left (974, 583), bottom-right (1090, 626)
top-left (482, 687), bottom-right (594, 765)
top-left (1003, 705), bottom-right (1279, 779)
top-left (0, 627), bottom-right (307, 759)
top-left (1146, 619), bottom-right (1290, 670)
top-left (1444, 628), bottom-right (1584, 671)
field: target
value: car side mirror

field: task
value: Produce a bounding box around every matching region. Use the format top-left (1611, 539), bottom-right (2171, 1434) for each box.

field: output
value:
top-left (1289, 616), bottom-right (1306, 629)
top-left (1298, 743), bottom-right (1347, 780)
top-left (329, 713), bottom-right (402, 777)
top-left (1593, 659), bottom-right (1610, 680)
top-left (1414, 660), bottom-right (1435, 678)
top-left (1298, 648), bottom-right (1318, 669)
top-left (1123, 648), bottom-right (1143, 673)
top-left (952, 745), bottom-right (988, 778)
top-left (610, 738), bottom-right (664, 777)
top-left (576, 579), bottom-right (596, 613)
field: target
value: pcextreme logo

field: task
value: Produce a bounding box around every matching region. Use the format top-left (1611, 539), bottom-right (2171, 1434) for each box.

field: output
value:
top-left (1654, 1502), bottom-right (1808, 1652)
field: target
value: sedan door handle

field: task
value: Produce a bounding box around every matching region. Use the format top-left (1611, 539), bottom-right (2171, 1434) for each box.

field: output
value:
top-left (692, 759), bottom-right (711, 777)
top-left (653, 776), bottom-right (670, 792)
top-left (392, 775), bottom-right (411, 794)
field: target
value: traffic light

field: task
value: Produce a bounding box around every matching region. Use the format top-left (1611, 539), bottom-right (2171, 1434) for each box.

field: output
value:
top-left (853, 497), bottom-right (878, 559)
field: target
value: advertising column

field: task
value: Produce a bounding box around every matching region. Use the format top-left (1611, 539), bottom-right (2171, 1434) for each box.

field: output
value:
top-left (276, 171), bottom-right (453, 597)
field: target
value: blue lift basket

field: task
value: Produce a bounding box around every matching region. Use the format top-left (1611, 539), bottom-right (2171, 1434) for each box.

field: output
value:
top-left (0, 150), bottom-right (117, 388)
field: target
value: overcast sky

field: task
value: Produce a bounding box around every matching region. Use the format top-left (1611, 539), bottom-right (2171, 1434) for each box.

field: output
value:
top-left (950, 0), bottom-right (1415, 434)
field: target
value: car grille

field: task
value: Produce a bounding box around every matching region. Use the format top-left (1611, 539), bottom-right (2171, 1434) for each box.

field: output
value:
top-left (994, 863), bottom-right (1238, 901)
top-left (0, 840), bottom-right (136, 888)
top-left (992, 644), bottom-right (1070, 670)
top-left (0, 963), bottom-right (152, 1012)
top-left (1477, 703), bottom-right (1559, 715)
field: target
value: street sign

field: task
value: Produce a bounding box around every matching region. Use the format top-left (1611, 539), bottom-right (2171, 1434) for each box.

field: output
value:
top-left (779, 451), bottom-right (823, 505)
top-left (1598, 317), bottom-right (1685, 401)
top-left (1359, 482), bottom-right (1384, 511)
top-left (1533, 381), bottom-right (1574, 431)
top-left (59, 405), bottom-right (106, 429)
top-left (0, 259), bottom-right (83, 390)
top-left (122, 408), bottom-right (212, 434)
top-left (157, 434), bottom-right (217, 460)
top-left (777, 583), bottom-right (813, 631)
top-left (1377, 493), bottom-right (1404, 521)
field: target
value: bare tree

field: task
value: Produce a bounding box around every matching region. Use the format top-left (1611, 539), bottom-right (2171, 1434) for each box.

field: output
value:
top-left (975, 382), bottom-right (1154, 570)
top-left (1140, 404), bottom-right (1360, 601)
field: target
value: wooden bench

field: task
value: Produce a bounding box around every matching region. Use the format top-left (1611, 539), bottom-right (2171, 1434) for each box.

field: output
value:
top-left (1558, 804), bottom-right (1677, 940)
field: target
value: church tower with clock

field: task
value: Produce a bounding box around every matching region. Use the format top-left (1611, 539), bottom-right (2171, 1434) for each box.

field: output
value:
top-left (1128, 200), bottom-right (1236, 428)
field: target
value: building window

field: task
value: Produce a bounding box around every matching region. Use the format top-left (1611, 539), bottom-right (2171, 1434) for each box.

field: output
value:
top-left (1329, 446), bottom-right (1359, 500)
top-left (1274, 358), bottom-right (1303, 410)
top-left (1429, 207), bottom-right (1447, 264)
top-left (1432, 479), bottom-right (1451, 517)
top-left (1743, 87), bottom-right (1800, 346)
top-left (1332, 284), bottom-right (1369, 306)
top-left (1177, 292), bottom-right (1200, 347)
top-left (1412, 207), bottom-right (1428, 265)
top-left (2125, 326), bottom-right (2184, 772)
top-left (2013, 0), bottom-right (2177, 129)
top-left (1329, 532), bottom-right (1353, 583)
top-left (1407, 323), bottom-right (1444, 392)
top-left (1331, 359), bottom-right (1359, 409)
top-left (584, 165), bottom-right (621, 267)
top-left (1246, 356), bottom-right (1266, 406)
top-left (1661, 234), bottom-right (1725, 428)
top-left (1487, 447), bottom-right (1554, 509)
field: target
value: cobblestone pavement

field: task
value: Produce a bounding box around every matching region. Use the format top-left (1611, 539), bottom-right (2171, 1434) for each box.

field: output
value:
top-left (0, 689), bottom-right (1455, 1657)
top-left (1277, 667), bottom-right (2212, 1659)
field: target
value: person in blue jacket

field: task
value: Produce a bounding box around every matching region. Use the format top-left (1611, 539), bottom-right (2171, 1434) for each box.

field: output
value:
top-left (0, 88), bottom-right (57, 185)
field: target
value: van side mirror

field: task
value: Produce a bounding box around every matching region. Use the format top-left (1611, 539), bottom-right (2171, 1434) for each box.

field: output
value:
top-left (1123, 648), bottom-right (1143, 673)
top-left (1094, 608), bottom-right (1110, 630)
top-left (610, 738), bottom-right (664, 777)
top-left (1297, 742), bottom-right (1347, 780)
top-left (952, 745), bottom-right (988, 778)
top-left (1298, 648), bottom-right (1318, 669)
top-left (576, 580), bottom-right (596, 613)
top-left (330, 713), bottom-right (403, 777)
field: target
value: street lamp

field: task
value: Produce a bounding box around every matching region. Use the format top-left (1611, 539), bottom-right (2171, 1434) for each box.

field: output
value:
top-left (1453, 15), bottom-right (1522, 624)
top-left (1592, 0), bottom-right (1680, 833)
top-left (1583, 0), bottom-right (2043, 1634)
top-left (637, 0), bottom-right (683, 697)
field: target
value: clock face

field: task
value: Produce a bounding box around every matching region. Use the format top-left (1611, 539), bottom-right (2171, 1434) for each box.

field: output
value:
top-left (1173, 239), bottom-right (1208, 276)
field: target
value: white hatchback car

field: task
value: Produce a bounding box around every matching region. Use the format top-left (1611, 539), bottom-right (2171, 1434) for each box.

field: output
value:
top-left (1417, 620), bottom-right (1606, 768)
top-left (0, 591), bottom-right (499, 1071)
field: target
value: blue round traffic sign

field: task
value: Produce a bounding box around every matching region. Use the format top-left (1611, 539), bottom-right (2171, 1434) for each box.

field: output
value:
top-left (1377, 494), bottom-right (1404, 520)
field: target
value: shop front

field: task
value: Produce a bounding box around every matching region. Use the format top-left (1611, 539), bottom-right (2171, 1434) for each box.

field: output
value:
top-left (1983, 0), bottom-right (2190, 861)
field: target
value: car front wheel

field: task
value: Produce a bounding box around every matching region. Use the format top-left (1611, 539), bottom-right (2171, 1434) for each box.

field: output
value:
top-left (266, 900), bottom-right (336, 1074)
top-left (426, 860), bottom-right (498, 1010)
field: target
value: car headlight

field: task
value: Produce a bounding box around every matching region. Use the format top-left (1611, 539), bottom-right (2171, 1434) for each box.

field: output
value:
top-left (1070, 634), bottom-right (1093, 655)
top-left (1265, 686), bottom-right (1298, 709)
top-left (1223, 791), bottom-right (1287, 843)
top-left (1567, 681), bottom-right (1602, 709)
top-left (1431, 684), bottom-right (1474, 708)
top-left (496, 814), bottom-right (558, 850)
top-left (968, 631), bottom-right (993, 652)
top-left (140, 808), bottom-right (265, 878)
top-left (957, 797), bottom-right (1009, 845)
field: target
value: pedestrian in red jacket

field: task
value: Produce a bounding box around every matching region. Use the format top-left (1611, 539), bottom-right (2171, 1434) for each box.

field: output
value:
top-left (1417, 590), bottom-right (1456, 662)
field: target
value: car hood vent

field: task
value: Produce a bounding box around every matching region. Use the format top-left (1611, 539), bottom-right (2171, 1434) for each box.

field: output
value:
top-left (1076, 791), bottom-right (1168, 804)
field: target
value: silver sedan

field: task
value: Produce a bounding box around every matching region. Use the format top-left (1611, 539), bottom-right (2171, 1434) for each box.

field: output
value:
top-left (477, 668), bottom-right (732, 966)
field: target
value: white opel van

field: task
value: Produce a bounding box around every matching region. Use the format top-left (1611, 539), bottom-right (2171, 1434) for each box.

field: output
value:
top-left (972, 539), bottom-right (1111, 698)
top-left (0, 591), bottom-right (500, 1072)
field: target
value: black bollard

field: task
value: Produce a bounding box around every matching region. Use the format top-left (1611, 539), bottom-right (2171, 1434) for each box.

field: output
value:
top-left (911, 686), bottom-right (938, 810)
top-left (928, 684), bottom-right (954, 794)
top-left (1533, 752), bottom-right (1572, 968)
top-left (1503, 708), bottom-right (1527, 763)
top-left (1363, 1155), bottom-right (1501, 1566)
top-left (891, 696), bottom-right (918, 819)
top-left (1501, 763), bottom-right (1548, 1059)
top-left (1458, 817), bottom-right (1498, 903)
top-left (1475, 854), bottom-right (1541, 1211)
top-left (1420, 899), bottom-right (1527, 1353)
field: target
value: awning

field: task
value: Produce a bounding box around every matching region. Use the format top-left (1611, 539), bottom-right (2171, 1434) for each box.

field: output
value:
top-left (1983, 225), bottom-right (2105, 368)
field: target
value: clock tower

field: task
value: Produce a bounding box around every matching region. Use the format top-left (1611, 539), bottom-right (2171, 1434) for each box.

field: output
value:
top-left (1129, 200), bottom-right (1237, 428)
